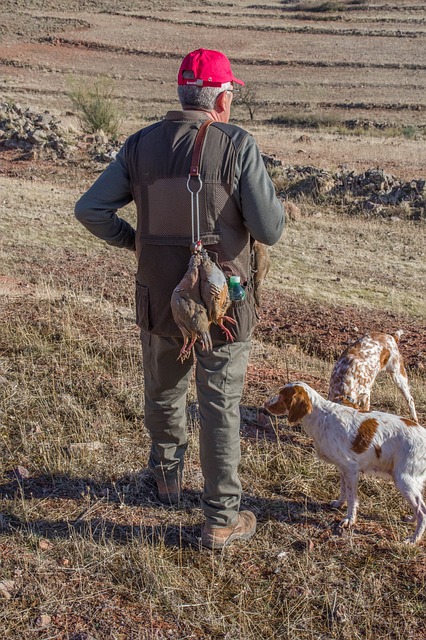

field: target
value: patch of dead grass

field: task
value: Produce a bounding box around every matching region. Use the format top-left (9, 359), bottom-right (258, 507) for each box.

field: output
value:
top-left (1, 172), bottom-right (425, 638)
top-left (269, 209), bottom-right (426, 318)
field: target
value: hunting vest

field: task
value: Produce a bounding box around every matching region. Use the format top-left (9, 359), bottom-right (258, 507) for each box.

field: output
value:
top-left (124, 111), bottom-right (256, 337)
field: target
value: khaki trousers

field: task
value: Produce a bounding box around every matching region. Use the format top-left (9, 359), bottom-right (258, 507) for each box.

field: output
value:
top-left (141, 331), bottom-right (251, 527)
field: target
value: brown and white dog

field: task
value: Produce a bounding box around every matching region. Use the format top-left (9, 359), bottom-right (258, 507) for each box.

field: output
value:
top-left (264, 382), bottom-right (426, 544)
top-left (328, 331), bottom-right (418, 423)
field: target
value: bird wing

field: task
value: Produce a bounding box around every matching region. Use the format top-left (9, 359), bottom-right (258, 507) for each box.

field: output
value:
top-left (198, 249), bottom-right (230, 321)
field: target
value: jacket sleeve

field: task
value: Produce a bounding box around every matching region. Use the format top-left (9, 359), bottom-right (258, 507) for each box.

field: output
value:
top-left (74, 146), bottom-right (136, 251)
top-left (235, 135), bottom-right (285, 246)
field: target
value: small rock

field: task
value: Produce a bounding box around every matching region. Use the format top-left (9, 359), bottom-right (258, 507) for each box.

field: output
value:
top-left (257, 413), bottom-right (270, 428)
top-left (0, 580), bottom-right (15, 599)
top-left (296, 134), bottom-right (312, 144)
top-left (285, 201), bottom-right (302, 221)
top-left (38, 539), bottom-right (53, 551)
top-left (261, 153), bottom-right (282, 168)
top-left (13, 465), bottom-right (30, 480)
top-left (27, 130), bottom-right (47, 144)
top-left (36, 614), bottom-right (51, 628)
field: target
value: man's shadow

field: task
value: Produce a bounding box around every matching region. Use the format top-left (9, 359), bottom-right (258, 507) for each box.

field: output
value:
top-left (0, 468), bottom-right (329, 550)
top-left (0, 471), bottom-right (202, 548)
top-left (0, 405), bottom-right (327, 549)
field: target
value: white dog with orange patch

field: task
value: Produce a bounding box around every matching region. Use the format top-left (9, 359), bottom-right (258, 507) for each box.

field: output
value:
top-left (328, 330), bottom-right (417, 422)
top-left (264, 382), bottom-right (426, 544)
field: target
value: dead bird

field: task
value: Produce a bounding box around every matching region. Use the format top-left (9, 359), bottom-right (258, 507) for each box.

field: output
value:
top-left (171, 251), bottom-right (213, 362)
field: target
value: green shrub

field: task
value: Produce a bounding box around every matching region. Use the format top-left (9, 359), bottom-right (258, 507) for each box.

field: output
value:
top-left (68, 76), bottom-right (121, 138)
top-left (296, 1), bottom-right (345, 11)
top-left (269, 111), bottom-right (340, 129)
top-left (402, 125), bottom-right (418, 140)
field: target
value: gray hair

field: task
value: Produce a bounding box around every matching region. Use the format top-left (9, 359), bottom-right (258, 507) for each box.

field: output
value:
top-left (178, 81), bottom-right (233, 111)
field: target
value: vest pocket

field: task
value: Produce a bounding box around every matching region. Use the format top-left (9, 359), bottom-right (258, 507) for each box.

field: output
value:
top-left (210, 291), bottom-right (257, 343)
top-left (135, 282), bottom-right (151, 331)
top-left (229, 294), bottom-right (257, 342)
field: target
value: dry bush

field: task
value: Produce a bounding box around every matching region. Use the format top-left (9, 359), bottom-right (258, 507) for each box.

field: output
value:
top-left (235, 86), bottom-right (259, 121)
top-left (68, 76), bottom-right (121, 138)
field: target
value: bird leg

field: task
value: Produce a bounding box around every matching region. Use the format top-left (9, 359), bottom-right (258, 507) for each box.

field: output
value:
top-left (177, 337), bottom-right (192, 363)
top-left (177, 348), bottom-right (192, 363)
top-left (218, 315), bottom-right (237, 342)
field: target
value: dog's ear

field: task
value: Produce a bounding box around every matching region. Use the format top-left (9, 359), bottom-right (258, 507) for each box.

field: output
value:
top-left (280, 385), bottom-right (296, 411)
top-left (287, 386), bottom-right (312, 425)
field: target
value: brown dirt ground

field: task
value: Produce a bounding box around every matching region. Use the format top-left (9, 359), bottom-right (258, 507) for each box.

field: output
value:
top-left (1, 6), bottom-right (426, 638)
top-left (255, 290), bottom-right (426, 372)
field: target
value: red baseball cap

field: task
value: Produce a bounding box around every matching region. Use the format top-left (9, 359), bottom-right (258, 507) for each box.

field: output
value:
top-left (178, 48), bottom-right (245, 87)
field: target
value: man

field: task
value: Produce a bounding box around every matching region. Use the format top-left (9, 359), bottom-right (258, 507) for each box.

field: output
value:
top-left (75, 48), bottom-right (284, 549)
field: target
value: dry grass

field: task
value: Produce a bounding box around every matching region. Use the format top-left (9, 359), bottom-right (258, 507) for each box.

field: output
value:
top-left (1, 172), bottom-right (425, 639)
top-left (269, 204), bottom-right (426, 318)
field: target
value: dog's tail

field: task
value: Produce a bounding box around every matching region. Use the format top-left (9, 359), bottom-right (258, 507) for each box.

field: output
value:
top-left (393, 329), bottom-right (404, 343)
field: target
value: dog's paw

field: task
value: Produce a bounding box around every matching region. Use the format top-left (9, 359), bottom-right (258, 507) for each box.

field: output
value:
top-left (402, 514), bottom-right (415, 523)
top-left (403, 534), bottom-right (418, 545)
top-left (340, 516), bottom-right (356, 528)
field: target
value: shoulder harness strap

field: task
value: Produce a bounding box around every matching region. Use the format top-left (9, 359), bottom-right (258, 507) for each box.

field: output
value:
top-left (189, 120), bottom-right (214, 177)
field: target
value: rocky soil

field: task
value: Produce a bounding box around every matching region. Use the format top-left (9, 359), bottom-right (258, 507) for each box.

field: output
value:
top-left (263, 153), bottom-right (425, 219)
top-left (1, 102), bottom-right (424, 219)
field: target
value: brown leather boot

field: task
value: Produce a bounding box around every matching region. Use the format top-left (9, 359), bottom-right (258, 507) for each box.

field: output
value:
top-left (155, 475), bottom-right (181, 505)
top-left (201, 511), bottom-right (257, 550)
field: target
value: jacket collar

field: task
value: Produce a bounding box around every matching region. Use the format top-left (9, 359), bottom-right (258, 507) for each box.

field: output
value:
top-left (165, 110), bottom-right (212, 122)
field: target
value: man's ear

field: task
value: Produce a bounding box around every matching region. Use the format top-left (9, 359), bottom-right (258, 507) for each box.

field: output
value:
top-left (214, 91), bottom-right (227, 114)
